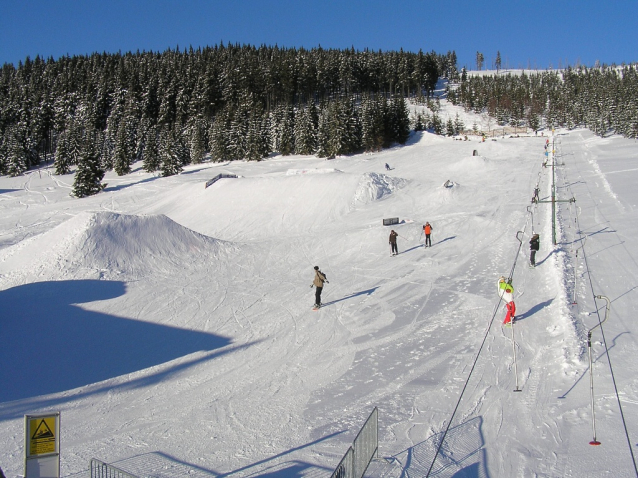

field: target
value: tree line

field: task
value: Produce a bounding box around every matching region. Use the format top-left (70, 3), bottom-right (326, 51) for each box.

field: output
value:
top-left (0, 44), bottom-right (456, 196)
top-left (448, 64), bottom-right (638, 138)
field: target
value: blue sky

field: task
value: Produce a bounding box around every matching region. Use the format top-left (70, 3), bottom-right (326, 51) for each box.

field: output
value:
top-left (1, 0), bottom-right (636, 70)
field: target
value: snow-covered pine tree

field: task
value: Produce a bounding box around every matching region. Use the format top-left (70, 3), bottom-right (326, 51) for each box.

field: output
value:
top-left (54, 130), bottom-right (72, 175)
top-left (6, 127), bottom-right (28, 177)
top-left (243, 100), bottom-right (270, 161)
top-left (189, 119), bottom-right (206, 164)
top-left (391, 96), bottom-right (410, 144)
top-left (72, 134), bottom-right (105, 198)
top-left (361, 95), bottom-right (384, 152)
top-left (113, 123), bottom-right (131, 176)
top-left (446, 118), bottom-right (455, 136)
top-left (142, 126), bottom-right (161, 172)
top-left (315, 104), bottom-right (332, 158)
top-left (209, 108), bottom-right (231, 162)
top-left (159, 129), bottom-right (183, 177)
top-left (294, 103), bottom-right (317, 155)
top-left (277, 104), bottom-right (295, 156)
top-left (453, 113), bottom-right (464, 135)
top-left (0, 133), bottom-right (7, 175)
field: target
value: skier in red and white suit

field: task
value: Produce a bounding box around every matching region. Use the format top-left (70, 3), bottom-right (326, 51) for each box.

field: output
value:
top-left (498, 276), bottom-right (516, 325)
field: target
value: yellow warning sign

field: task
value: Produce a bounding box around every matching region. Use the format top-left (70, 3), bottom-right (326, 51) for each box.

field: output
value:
top-left (29, 416), bottom-right (56, 456)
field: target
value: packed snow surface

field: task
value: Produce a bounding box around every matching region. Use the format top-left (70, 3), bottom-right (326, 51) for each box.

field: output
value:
top-left (1, 117), bottom-right (638, 477)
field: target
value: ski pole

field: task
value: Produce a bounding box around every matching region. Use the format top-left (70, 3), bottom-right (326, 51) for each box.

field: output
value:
top-left (527, 205), bottom-right (534, 235)
top-left (587, 295), bottom-right (610, 446)
top-left (572, 236), bottom-right (587, 305)
top-left (511, 313), bottom-right (522, 392)
top-left (509, 231), bottom-right (525, 283)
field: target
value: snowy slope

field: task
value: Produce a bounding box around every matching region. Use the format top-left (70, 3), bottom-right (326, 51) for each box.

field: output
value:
top-left (1, 114), bottom-right (637, 478)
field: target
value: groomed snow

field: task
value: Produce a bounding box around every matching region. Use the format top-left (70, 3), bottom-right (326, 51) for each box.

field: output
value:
top-left (1, 103), bottom-right (638, 477)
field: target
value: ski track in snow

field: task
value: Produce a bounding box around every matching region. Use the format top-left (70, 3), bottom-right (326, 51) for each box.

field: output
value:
top-left (1, 108), bottom-right (638, 477)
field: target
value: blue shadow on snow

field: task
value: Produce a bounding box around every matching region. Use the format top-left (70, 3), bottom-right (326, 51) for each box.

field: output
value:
top-left (376, 416), bottom-right (488, 478)
top-left (0, 279), bottom-right (231, 402)
top-left (321, 287), bottom-right (378, 308)
top-left (514, 298), bottom-right (554, 322)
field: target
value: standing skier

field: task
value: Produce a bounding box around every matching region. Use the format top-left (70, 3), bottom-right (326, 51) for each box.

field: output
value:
top-left (311, 266), bottom-right (328, 309)
top-left (385, 163), bottom-right (391, 171)
top-left (529, 233), bottom-right (540, 267)
top-left (423, 222), bottom-right (433, 247)
top-left (498, 276), bottom-right (516, 325)
top-left (389, 230), bottom-right (399, 256)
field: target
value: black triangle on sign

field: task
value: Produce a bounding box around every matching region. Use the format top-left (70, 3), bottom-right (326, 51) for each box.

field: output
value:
top-left (32, 419), bottom-right (54, 440)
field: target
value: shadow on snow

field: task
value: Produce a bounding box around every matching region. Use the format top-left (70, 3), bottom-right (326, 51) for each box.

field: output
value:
top-left (73, 431), bottom-right (344, 478)
top-left (514, 298), bottom-right (554, 322)
top-left (321, 287), bottom-right (378, 308)
top-left (364, 416), bottom-right (488, 478)
top-left (0, 279), bottom-right (232, 403)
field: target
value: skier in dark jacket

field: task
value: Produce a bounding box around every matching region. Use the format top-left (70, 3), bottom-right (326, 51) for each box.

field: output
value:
top-left (311, 266), bottom-right (328, 308)
top-left (530, 234), bottom-right (540, 267)
top-left (389, 230), bottom-right (398, 255)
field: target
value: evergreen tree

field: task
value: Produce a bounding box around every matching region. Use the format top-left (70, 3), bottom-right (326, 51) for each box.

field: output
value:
top-left (315, 105), bottom-right (332, 158)
top-left (72, 135), bottom-right (105, 198)
top-left (453, 113), bottom-right (464, 135)
top-left (413, 112), bottom-right (425, 132)
top-left (391, 96), bottom-right (410, 144)
top-left (361, 95), bottom-right (384, 152)
top-left (294, 103), bottom-right (317, 155)
top-left (245, 107), bottom-right (269, 161)
top-left (278, 104), bottom-right (295, 156)
top-left (6, 128), bottom-right (27, 177)
top-left (209, 108), bottom-right (232, 162)
top-left (432, 113), bottom-right (444, 135)
top-left (113, 123), bottom-right (131, 176)
top-left (0, 135), bottom-right (7, 176)
top-left (54, 131), bottom-right (72, 175)
top-left (142, 126), bottom-right (161, 172)
top-left (159, 129), bottom-right (183, 177)
top-left (189, 120), bottom-right (206, 164)
top-left (446, 118), bottom-right (455, 136)
top-left (476, 52), bottom-right (485, 71)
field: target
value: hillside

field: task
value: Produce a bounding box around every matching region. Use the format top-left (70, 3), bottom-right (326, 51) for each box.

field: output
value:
top-left (1, 112), bottom-right (637, 477)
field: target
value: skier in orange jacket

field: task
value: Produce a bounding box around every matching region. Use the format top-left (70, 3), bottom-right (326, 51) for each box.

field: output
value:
top-left (423, 222), bottom-right (433, 247)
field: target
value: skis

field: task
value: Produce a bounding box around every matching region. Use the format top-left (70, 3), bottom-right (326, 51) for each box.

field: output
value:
top-left (312, 304), bottom-right (322, 310)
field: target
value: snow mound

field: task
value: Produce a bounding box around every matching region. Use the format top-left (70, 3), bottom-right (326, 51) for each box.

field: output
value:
top-left (73, 212), bottom-right (221, 274)
top-left (0, 212), bottom-right (223, 283)
top-left (354, 172), bottom-right (407, 204)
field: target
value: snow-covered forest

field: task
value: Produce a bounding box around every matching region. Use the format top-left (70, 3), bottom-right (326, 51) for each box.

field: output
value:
top-left (2, 44), bottom-right (637, 196)
top-left (0, 45), bottom-right (450, 186)
top-left (448, 65), bottom-right (638, 138)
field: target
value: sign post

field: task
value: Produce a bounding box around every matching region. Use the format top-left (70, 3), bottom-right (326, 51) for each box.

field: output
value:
top-left (24, 412), bottom-right (60, 478)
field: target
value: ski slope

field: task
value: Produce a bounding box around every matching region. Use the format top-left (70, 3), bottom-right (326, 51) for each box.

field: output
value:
top-left (1, 112), bottom-right (638, 477)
